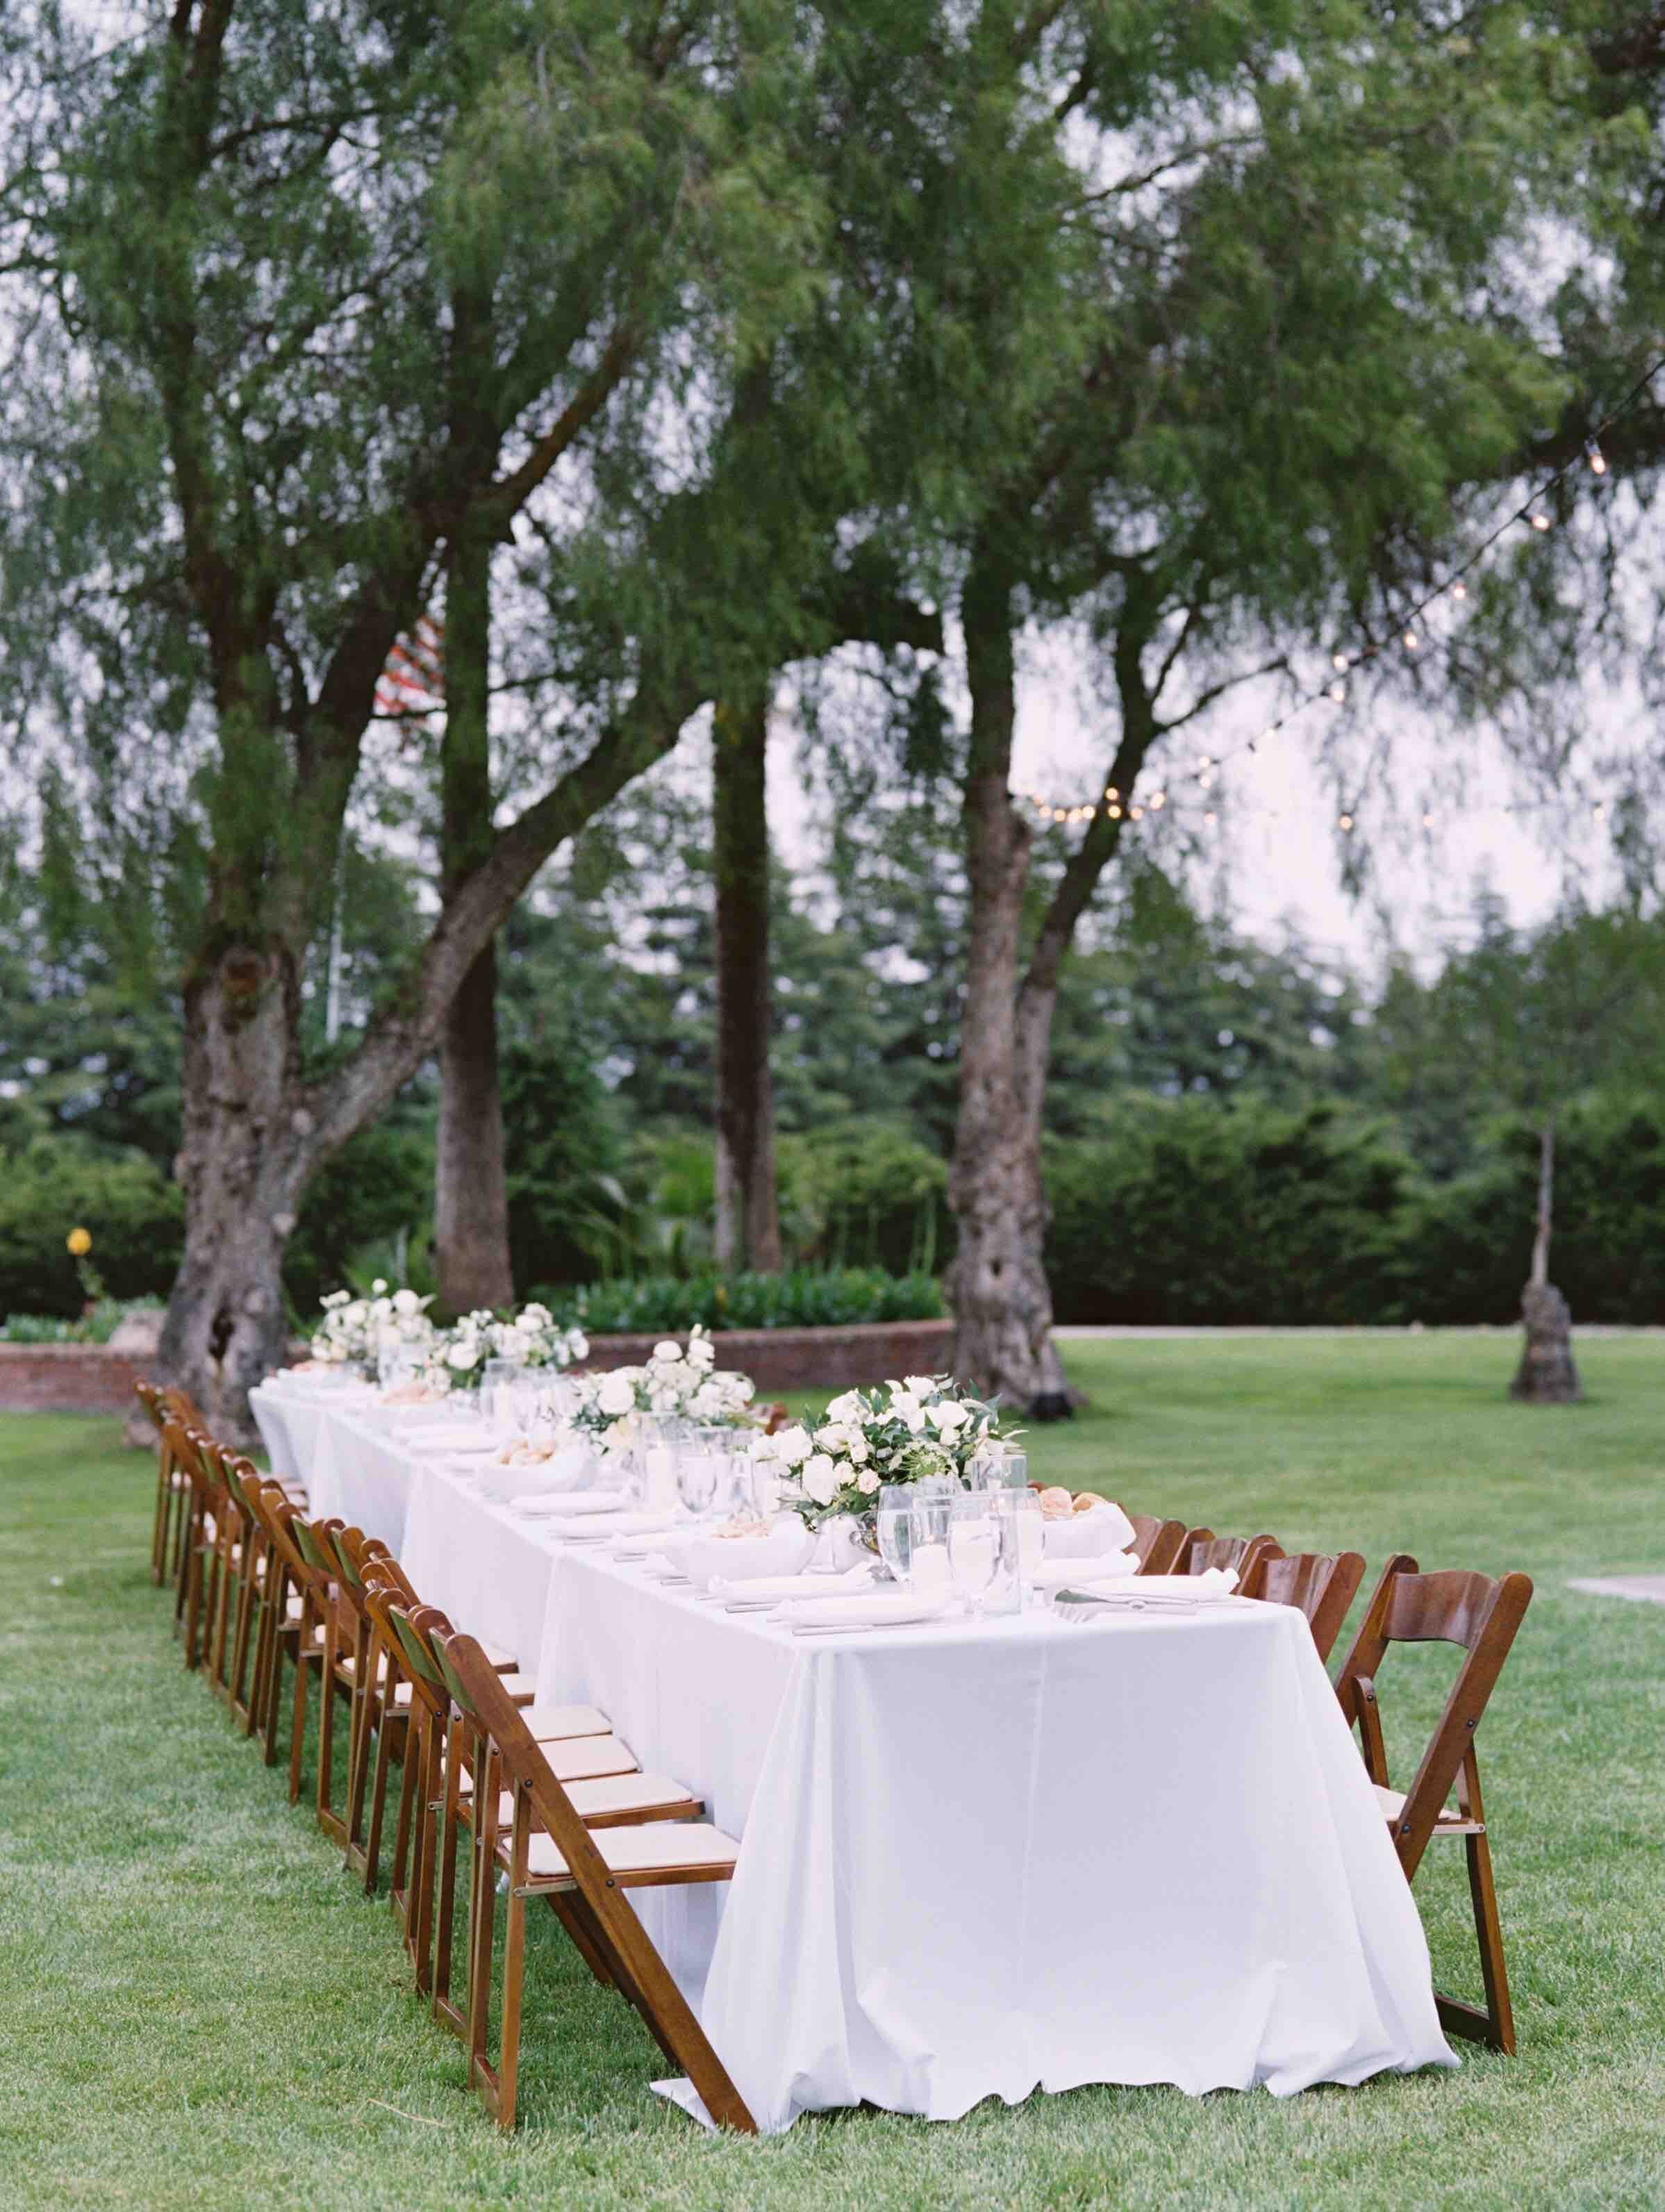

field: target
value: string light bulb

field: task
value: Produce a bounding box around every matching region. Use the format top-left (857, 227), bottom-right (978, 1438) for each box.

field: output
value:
top-left (1529, 511), bottom-right (1552, 531)
top-left (1402, 629), bottom-right (1419, 650)
top-left (1128, 804), bottom-right (1145, 820)
top-left (1150, 790), bottom-right (1166, 809)
top-left (1339, 813), bottom-right (1355, 832)
top-left (1328, 680), bottom-right (1346, 702)
top-left (1332, 652), bottom-right (1349, 671)
top-left (1451, 581), bottom-right (1468, 601)
top-left (1107, 803), bottom-right (1123, 819)
top-left (1586, 438), bottom-right (1607, 477)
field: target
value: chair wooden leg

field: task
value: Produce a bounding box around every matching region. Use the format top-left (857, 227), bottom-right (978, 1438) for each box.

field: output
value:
top-left (361, 1707), bottom-right (399, 1896)
top-left (490, 1889), bottom-right (527, 2130)
top-left (464, 1814), bottom-right (498, 2100)
top-left (389, 1717), bottom-right (421, 1932)
top-left (431, 1735), bottom-right (468, 2031)
top-left (288, 1621), bottom-right (312, 1804)
top-left (1433, 1829), bottom-right (1516, 2054)
top-left (229, 1550), bottom-right (260, 1726)
top-left (150, 1458), bottom-right (173, 1584)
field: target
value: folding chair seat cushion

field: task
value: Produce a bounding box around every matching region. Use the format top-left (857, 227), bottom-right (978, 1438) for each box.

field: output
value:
top-left (458, 1733), bottom-right (640, 1787)
top-left (501, 1819), bottom-right (740, 1889)
top-left (479, 1772), bottom-right (703, 1828)
top-left (519, 1701), bottom-right (611, 1741)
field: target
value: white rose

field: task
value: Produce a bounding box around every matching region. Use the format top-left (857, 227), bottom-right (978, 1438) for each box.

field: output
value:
top-left (803, 1455), bottom-right (838, 1506)
top-left (522, 1303), bottom-right (550, 1326)
top-left (652, 1339), bottom-right (682, 1364)
top-left (904, 1375), bottom-right (938, 1396)
top-left (392, 1288), bottom-right (420, 1317)
top-left (846, 1433), bottom-right (870, 1464)
top-left (372, 1278), bottom-right (388, 1296)
top-left (815, 1425), bottom-right (845, 1453)
top-left (856, 1468), bottom-right (880, 1496)
top-left (598, 1372), bottom-right (638, 1417)
top-left (568, 1331), bottom-right (588, 1361)
top-left (825, 1390), bottom-right (863, 1423)
top-left (445, 1341), bottom-right (479, 1371)
top-left (688, 1334), bottom-right (716, 1369)
top-left (773, 1426), bottom-right (812, 1468)
top-left (929, 1401), bottom-right (968, 1433)
top-left (733, 1375), bottom-right (754, 1403)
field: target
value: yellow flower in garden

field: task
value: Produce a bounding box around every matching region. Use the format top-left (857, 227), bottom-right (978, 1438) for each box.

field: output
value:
top-left (67, 1227), bottom-right (92, 1256)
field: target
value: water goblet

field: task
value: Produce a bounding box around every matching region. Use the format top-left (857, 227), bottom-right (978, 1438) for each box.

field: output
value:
top-left (481, 1357), bottom-right (523, 1437)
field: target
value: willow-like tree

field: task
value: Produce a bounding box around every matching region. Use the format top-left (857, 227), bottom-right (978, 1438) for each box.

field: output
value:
top-left (924, 0), bottom-right (1591, 1410)
top-left (0, 1), bottom-right (826, 1430)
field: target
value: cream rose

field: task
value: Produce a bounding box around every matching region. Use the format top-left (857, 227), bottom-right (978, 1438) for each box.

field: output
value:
top-left (856, 1468), bottom-right (880, 1496)
top-left (598, 1371), bottom-right (638, 1417)
top-left (803, 1455), bottom-right (839, 1506)
top-left (773, 1425), bottom-right (812, 1468)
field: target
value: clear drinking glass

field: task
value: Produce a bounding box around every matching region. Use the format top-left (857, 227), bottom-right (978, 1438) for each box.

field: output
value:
top-left (992, 1486), bottom-right (1041, 1608)
top-left (875, 1484), bottom-right (914, 1586)
top-left (481, 1358), bottom-right (522, 1435)
top-left (948, 1491), bottom-right (1002, 1617)
top-left (909, 1481), bottom-right (955, 1599)
top-left (677, 1428), bottom-right (725, 1517)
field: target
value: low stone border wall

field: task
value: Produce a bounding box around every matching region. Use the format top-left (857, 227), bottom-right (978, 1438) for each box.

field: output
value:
top-left (1, 1318), bottom-right (956, 1419)
top-left (0, 1342), bottom-right (156, 1415)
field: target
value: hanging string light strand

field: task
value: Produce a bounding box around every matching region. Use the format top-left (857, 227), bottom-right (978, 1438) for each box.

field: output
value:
top-left (1015, 354), bottom-right (1665, 830)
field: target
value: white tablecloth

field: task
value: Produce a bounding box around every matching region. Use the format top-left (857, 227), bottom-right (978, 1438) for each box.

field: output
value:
top-left (254, 1382), bottom-right (1455, 2133)
top-left (250, 1383), bottom-right (421, 1551)
top-left (536, 1554), bottom-right (1455, 2132)
top-left (401, 1467), bottom-right (564, 1669)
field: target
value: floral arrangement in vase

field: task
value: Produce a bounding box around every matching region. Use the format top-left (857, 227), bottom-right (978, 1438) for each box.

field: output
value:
top-left (422, 1302), bottom-right (589, 1392)
top-left (310, 1282), bottom-right (436, 1376)
top-left (756, 1376), bottom-right (1004, 1530)
top-left (568, 1326), bottom-right (756, 1453)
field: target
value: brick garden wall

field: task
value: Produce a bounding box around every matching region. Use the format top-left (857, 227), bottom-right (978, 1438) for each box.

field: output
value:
top-left (1, 1319), bottom-right (956, 1419)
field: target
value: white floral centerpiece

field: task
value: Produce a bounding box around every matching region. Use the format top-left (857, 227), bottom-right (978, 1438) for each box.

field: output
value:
top-left (568, 1326), bottom-right (756, 1454)
top-left (310, 1282), bottom-right (436, 1378)
top-left (757, 1375), bottom-right (1004, 1530)
top-left (422, 1303), bottom-right (589, 1393)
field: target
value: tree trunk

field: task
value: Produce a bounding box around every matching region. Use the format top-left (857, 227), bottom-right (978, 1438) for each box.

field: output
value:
top-left (433, 501), bottom-right (513, 1315)
top-left (1529, 1116), bottom-right (1554, 1288)
top-left (712, 692), bottom-right (782, 1273)
top-left (946, 563), bottom-right (1073, 1416)
top-left (158, 946), bottom-right (309, 1445)
top-left (1512, 1119), bottom-right (1581, 1401)
top-left (436, 939), bottom-right (514, 1312)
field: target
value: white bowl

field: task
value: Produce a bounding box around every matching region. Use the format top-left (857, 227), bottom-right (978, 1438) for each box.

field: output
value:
top-left (662, 1519), bottom-right (815, 1592)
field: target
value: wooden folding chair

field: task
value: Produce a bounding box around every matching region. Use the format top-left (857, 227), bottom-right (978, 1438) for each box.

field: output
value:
top-left (1173, 1528), bottom-right (1281, 1584)
top-left (217, 1452), bottom-right (270, 1728)
top-left (165, 1423), bottom-right (229, 1669)
top-left (136, 1382), bottom-right (186, 1587)
top-left (1335, 1555), bottom-right (1534, 2053)
top-left (285, 1510), bottom-right (358, 1844)
top-left (434, 1630), bottom-right (754, 2132)
top-left (1239, 1546), bottom-right (1366, 1662)
top-left (238, 1477), bottom-right (313, 1763)
top-left (1127, 1514), bottom-right (1187, 1574)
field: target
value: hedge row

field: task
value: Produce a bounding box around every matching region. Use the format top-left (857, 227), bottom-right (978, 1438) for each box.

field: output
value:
top-left (7, 1094), bottom-right (1665, 1328)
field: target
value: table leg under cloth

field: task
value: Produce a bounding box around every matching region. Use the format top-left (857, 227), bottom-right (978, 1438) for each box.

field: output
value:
top-left (536, 1557), bottom-right (1455, 2133)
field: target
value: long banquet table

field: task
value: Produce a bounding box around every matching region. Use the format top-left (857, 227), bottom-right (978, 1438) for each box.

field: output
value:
top-left (251, 1376), bottom-right (1456, 2133)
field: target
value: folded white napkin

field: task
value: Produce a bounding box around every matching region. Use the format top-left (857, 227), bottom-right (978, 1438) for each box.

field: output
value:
top-left (1098, 1568), bottom-right (1239, 1600)
top-left (511, 1489), bottom-right (627, 1519)
top-left (1031, 1549), bottom-right (1139, 1594)
top-left (710, 1564), bottom-right (875, 1604)
top-left (404, 1423), bottom-right (494, 1453)
top-left (775, 1591), bottom-right (952, 1631)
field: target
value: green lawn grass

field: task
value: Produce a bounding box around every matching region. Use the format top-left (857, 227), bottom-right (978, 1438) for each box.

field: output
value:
top-left (2, 1333), bottom-right (1663, 2209)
